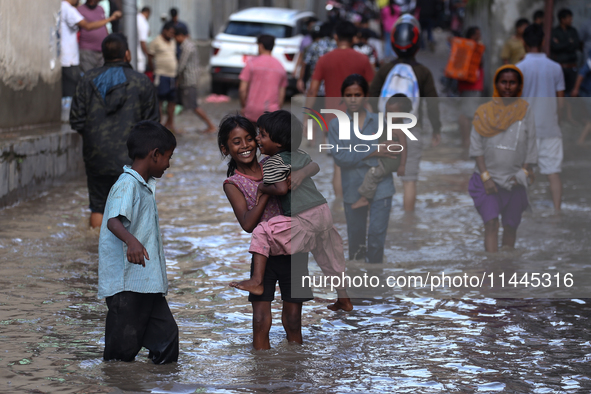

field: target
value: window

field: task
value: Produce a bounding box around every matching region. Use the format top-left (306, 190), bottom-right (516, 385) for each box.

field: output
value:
top-left (225, 22), bottom-right (293, 38)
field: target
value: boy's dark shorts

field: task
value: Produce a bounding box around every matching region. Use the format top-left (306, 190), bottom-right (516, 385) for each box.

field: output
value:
top-left (249, 252), bottom-right (314, 303)
top-left (87, 173), bottom-right (120, 214)
top-left (177, 86), bottom-right (199, 111)
top-left (157, 76), bottom-right (176, 102)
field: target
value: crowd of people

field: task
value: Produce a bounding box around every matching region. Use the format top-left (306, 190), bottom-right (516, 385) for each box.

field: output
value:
top-left (61, 1), bottom-right (216, 132)
top-left (56, 0), bottom-right (591, 362)
top-left (61, 1), bottom-right (216, 227)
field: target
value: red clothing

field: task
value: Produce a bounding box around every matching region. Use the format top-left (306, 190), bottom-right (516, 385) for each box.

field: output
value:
top-left (78, 4), bottom-right (108, 52)
top-left (458, 66), bottom-right (485, 92)
top-left (239, 54), bottom-right (287, 122)
top-left (312, 48), bottom-right (374, 98)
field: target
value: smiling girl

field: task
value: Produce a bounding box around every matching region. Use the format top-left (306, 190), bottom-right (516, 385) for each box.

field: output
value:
top-left (219, 114), bottom-right (314, 350)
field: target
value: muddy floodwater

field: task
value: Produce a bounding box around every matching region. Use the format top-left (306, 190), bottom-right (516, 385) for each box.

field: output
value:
top-left (1, 100), bottom-right (591, 393)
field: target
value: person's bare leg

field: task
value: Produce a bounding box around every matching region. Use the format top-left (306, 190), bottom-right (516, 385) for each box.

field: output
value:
top-left (164, 101), bottom-right (175, 131)
top-left (403, 180), bottom-right (417, 212)
top-left (252, 301), bottom-right (272, 350)
top-left (327, 288), bottom-right (353, 311)
top-left (229, 253), bottom-right (266, 295)
top-left (501, 225), bottom-right (517, 249)
top-left (333, 163), bottom-right (343, 199)
top-left (565, 100), bottom-right (575, 125)
top-left (577, 122), bottom-right (591, 145)
top-left (90, 212), bottom-right (103, 229)
top-left (459, 114), bottom-right (471, 148)
top-left (351, 196), bottom-right (370, 209)
top-left (546, 173), bottom-right (562, 211)
top-left (194, 108), bottom-right (217, 133)
top-left (484, 218), bottom-right (499, 253)
top-left (282, 301), bottom-right (303, 344)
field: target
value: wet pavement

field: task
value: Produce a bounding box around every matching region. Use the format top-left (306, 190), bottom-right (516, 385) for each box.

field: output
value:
top-left (1, 95), bottom-right (590, 393)
top-left (2, 33), bottom-right (591, 393)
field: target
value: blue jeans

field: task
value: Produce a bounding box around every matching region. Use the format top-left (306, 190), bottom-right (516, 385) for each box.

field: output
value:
top-left (343, 197), bottom-right (392, 263)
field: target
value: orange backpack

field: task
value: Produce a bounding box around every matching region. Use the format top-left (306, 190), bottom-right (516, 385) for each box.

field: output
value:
top-left (444, 37), bottom-right (485, 83)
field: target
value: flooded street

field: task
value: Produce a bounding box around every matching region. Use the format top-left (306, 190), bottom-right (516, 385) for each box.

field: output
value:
top-left (1, 97), bottom-right (591, 393)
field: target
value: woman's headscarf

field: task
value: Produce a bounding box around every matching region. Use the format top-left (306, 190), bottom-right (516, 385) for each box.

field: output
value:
top-left (472, 65), bottom-right (529, 138)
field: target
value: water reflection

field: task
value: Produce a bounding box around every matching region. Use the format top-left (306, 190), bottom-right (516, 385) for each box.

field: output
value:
top-left (0, 110), bottom-right (590, 392)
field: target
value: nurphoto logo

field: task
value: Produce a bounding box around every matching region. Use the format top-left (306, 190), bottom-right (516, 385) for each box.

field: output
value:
top-left (302, 108), bottom-right (418, 153)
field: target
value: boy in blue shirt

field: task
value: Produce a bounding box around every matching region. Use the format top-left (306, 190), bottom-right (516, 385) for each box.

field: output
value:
top-left (98, 120), bottom-right (178, 364)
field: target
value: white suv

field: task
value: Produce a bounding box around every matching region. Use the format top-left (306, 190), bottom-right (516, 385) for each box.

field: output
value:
top-left (210, 7), bottom-right (316, 94)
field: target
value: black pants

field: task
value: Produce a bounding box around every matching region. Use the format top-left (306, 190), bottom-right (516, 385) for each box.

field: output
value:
top-left (62, 66), bottom-right (81, 97)
top-left (563, 67), bottom-right (578, 94)
top-left (86, 172), bottom-right (120, 214)
top-left (104, 292), bottom-right (179, 364)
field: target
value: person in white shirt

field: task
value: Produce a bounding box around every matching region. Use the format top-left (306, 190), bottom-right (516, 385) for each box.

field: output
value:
top-left (137, 6), bottom-right (151, 73)
top-left (517, 24), bottom-right (565, 211)
top-left (60, 0), bottom-right (121, 97)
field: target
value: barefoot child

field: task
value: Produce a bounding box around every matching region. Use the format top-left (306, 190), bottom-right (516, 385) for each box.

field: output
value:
top-left (98, 120), bottom-right (179, 363)
top-left (230, 110), bottom-right (353, 312)
top-left (352, 94), bottom-right (409, 209)
top-left (174, 26), bottom-right (217, 133)
top-left (219, 114), bottom-right (314, 350)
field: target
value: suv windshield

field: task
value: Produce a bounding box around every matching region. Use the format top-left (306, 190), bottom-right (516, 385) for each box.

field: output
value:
top-left (225, 21), bottom-right (293, 38)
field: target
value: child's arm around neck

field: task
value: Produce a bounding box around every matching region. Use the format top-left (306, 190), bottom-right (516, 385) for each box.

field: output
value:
top-left (258, 180), bottom-right (289, 196)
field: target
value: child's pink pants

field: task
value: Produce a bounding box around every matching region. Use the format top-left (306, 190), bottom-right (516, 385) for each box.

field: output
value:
top-left (249, 203), bottom-right (346, 277)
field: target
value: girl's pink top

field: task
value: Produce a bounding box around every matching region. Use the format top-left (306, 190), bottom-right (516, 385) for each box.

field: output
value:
top-left (223, 160), bottom-right (282, 223)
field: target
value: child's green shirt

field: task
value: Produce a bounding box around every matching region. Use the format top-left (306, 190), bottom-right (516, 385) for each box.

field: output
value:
top-left (262, 150), bottom-right (326, 217)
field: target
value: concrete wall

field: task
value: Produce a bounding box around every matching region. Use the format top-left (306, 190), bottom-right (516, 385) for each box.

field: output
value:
top-left (0, 0), bottom-right (61, 129)
top-left (0, 127), bottom-right (84, 208)
top-left (0, 0), bottom-right (86, 208)
top-left (465, 0), bottom-right (591, 95)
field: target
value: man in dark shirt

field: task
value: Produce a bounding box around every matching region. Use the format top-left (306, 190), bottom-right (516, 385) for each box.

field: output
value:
top-left (532, 10), bottom-right (544, 27)
top-left (417, 0), bottom-right (438, 51)
top-left (550, 8), bottom-right (580, 93)
top-left (169, 8), bottom-right (188, 32)
top-left (369, 14), bottom-right (441, 212)
top-left (70, 34), bottom-right (159, 228)
top-left (170, 7), bottom-right (188, 59)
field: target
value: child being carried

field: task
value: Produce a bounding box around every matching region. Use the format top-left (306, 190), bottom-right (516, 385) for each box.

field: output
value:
top-left (351, 94), bottom-right (410, 209)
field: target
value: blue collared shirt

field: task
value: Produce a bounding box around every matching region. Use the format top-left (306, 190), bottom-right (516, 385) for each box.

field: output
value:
top-left (98, 166), bottom-right (168, 299)
top-left (328, 111), bottom-right (395, 204)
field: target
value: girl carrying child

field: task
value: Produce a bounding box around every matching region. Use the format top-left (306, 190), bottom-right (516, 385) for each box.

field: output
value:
top-left (223, 110), bottom-right (353, 312)
top-left (219, 114), bottom-right (314, 350)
